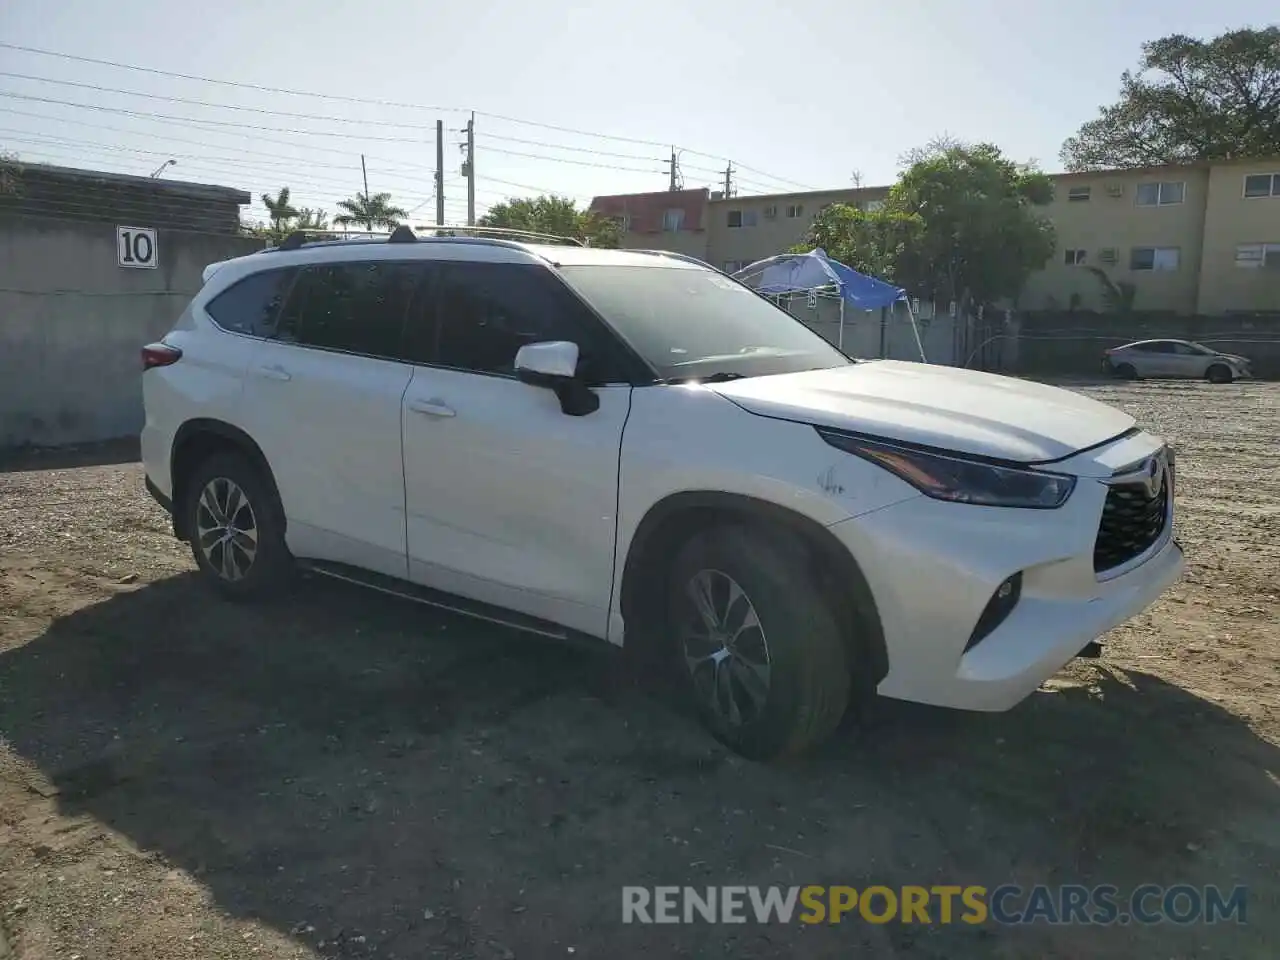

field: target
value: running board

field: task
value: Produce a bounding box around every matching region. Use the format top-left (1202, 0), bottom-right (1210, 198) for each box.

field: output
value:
top-left (297, 560), bottom-right (571, 641)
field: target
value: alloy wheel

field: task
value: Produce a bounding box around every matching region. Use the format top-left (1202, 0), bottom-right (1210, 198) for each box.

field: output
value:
top-left (679, 568), bottom-right (772, 728)
top-left (195, 477), bottom-right (259, 581)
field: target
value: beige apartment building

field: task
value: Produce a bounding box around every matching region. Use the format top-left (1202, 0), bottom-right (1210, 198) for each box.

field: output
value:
top-left (590, 157), bottom-right (1280, 316)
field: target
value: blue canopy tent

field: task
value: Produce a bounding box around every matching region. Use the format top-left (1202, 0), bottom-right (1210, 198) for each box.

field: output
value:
top-left (734, 248), bottom-right (926, 360)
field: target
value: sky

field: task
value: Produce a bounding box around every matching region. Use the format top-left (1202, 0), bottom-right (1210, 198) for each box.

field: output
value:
top-left (0, 1), bottom-right (1271, 225)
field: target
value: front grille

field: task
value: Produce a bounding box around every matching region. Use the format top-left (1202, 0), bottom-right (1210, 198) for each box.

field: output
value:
top-left (1093, 462), bottom-right (1172, 573)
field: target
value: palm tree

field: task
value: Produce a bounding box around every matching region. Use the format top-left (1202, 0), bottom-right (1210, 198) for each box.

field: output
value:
top-left (261, 187), bottom-right (300, 238)
top-left (295, 208), bottom-right (330, 230)
top-left (334, 191), bottom-right (407, 232)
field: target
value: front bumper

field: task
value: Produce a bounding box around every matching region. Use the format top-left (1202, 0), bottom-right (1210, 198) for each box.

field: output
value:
top-left (826, 437), bottom-right (1185, 712)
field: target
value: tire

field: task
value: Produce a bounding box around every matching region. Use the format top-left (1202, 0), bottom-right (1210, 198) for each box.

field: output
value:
top-left (1114, 363), bottom-right (1138, 380)
top-left (1206, 363), bottom-right (1233, 384)
top-left (665, 523), bottom-right (852, 761)
top-left (182, 451), bottom-right (292, 599)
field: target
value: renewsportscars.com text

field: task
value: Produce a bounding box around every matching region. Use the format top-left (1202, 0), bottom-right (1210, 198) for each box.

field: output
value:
top-left (621, 884), bottom-right (1248, 926)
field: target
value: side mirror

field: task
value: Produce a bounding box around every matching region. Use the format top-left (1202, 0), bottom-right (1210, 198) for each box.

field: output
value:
top-left (514, 340), bottom-right (579, 384)
top-left (513, 340), bottom-right (599, 417)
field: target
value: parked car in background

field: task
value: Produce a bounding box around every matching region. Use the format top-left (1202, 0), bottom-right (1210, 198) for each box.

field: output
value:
top-left (141, 226), bottom-right (1184, 760)
top-left (1103, 339), bottom-right (1252, 383)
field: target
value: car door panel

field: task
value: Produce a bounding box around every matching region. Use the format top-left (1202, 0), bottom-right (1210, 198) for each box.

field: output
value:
top-left (400, 260), bottom-right (634, 639)
top-left (403, 371), bottom-right (630, 636)
top-left (240, 261), bottom-right (418, 580)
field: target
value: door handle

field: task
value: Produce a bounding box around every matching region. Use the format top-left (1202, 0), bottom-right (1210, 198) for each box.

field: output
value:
top-left (254, 364), bottom-right (292, 382)
top-left (408, 397), bottom-right (456, 418)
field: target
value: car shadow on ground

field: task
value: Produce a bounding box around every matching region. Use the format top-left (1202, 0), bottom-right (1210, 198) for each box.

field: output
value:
top-left (1, 573), bottom-right (1275, 959)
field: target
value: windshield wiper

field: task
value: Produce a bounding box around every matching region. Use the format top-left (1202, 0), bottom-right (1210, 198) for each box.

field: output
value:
top-left (665, 371), bottom-right (746, 384)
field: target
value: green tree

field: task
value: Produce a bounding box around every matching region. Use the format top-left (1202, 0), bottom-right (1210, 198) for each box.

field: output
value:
top-left (334, 191), bottom-right (407, 231)
top-left (794, 142), bottom-right (1054, 310)
top-left (478, 194), bottom-right (620, 247)
top-left (295, 208), bottom-right (330, 231)
top-left (1085, 266), bottom-right (1138, 314)
top-left (792, 204), bottom-right (923, 284)
top-left (886, 142), bottom-right (1055, 309)
top-left (1062, 27), bottom-right (1280, 170)
top-left (261, 187), bottom-right (300, 240)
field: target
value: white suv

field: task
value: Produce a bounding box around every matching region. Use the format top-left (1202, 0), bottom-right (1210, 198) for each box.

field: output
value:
top-left (141, 227), bottom-right (1184, 759)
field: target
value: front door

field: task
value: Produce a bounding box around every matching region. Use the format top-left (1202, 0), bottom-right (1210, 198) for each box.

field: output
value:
top-left (400, 259), bottom-right (634, 638)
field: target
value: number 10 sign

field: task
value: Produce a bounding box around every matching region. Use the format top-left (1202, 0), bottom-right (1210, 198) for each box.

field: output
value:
top-left (117, 225), bottom-right (158, 269)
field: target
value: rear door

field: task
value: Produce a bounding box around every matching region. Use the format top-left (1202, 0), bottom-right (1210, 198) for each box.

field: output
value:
top-left (400, 259), bottom-right (634, 638)
top-left (240, 259), bottom-right (420, 579)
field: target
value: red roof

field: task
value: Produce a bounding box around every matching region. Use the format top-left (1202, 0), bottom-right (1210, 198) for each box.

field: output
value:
top-left (589, 188), bottom-right (709, 234)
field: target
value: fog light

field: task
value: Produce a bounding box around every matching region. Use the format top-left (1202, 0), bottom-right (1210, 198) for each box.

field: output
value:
top-left (964, 573), bottom-right (1023, 652)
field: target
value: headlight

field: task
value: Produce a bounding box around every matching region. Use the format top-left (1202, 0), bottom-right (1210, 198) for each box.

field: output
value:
top-left (816, 429), bottom-right (1076, 509)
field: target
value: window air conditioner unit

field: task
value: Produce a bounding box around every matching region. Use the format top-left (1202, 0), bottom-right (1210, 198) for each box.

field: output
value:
top-left (1098, 247), bottom-right (1118, 264)
top-left (1105, 183), bottom-right (1124, 198)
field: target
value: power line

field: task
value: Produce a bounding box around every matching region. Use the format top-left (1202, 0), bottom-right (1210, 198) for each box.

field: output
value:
top-left (478, 143), bottom-right (660, 174)
top-left (0, 41), bottom-right (812, 191)
top-left (0, 105), bottom-right (437, 168)
top-left (476, 131), bottom-right (663, 163)
top-left (0, 91), bottom-right (434, 144)
top-left (0, 70), bottom-right (446, 131)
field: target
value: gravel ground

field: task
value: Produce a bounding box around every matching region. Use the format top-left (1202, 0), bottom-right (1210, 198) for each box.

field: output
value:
top-left (1, 380), bottom-right (1277, 959)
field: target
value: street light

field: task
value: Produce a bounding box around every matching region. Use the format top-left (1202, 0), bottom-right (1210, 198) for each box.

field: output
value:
top-left (149, 159), bottom-right (177, 178)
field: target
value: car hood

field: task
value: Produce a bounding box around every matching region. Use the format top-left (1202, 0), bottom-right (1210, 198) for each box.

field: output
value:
top-left (711, 361), bottom-right (1136, 463)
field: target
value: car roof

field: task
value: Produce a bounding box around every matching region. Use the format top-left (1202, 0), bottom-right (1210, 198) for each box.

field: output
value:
top-left (201, 236), bottom-right (704, 289)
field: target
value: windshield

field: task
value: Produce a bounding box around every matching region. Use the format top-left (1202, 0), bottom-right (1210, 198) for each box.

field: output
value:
top-left (559, 264), bottom-right (852, 381)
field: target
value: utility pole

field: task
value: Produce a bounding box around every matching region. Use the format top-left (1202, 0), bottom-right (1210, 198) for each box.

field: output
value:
top-left (723, 161), bottom-right (734, 198)
top-left (360, 153), bottom-right (371, 233)
top-left (464, 112), bottom-right (476, 226)
top-left (435, 119), bottom-right (445, 226)
top-left (668, 148), bottom-right (678, 191)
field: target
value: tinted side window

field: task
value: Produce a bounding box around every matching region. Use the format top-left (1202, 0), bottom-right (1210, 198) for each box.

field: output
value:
top-left (1145, 342), bottom-right (1177, 354)
top-left (204, 268), bottom-right (295, 336)
top-left (434, 262), bottom-right (621, 381)
top-left (276, 262), bottom-right (418, 358)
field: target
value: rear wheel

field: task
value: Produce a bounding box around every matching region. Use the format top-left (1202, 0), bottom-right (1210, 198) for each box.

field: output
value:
top-left (1206, 363), bottom-right (1233, 384)
top-left (666, 524), bottom-right (852, 760)
top-left (1114, 362), bottom-right (1138, 380)
top-left (183, 452), bottom-right (292, 599)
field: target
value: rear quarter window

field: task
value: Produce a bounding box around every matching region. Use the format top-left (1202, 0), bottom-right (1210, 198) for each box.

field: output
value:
top-left (204, 268), bottom-right (296, 337)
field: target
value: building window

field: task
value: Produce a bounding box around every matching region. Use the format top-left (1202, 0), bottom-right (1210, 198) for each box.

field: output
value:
top-left (1130, 246), bottom-right (1180, 271)
top-left (612, 214), bottom-right (631, 232)
top-left (724, 260), bottom-right (746, 274)
top-left (1135, 181), bottom-right (1185, 207)
top-left (661, 208), bottom-right (685, 232)
top-left (727, 210), bottom-right (742, 228)
top-left (1063, 249), bottom-right (1087, 266)
top-left (1235, 243), bottom-right (1280, 268)
top-left (742, 210), bottom-right (758, 227)
top-left (865, 199), bottom-right (885, 212)
top-left (1243, 174), bottom-right (1280, 199)
top-left (786, 204), bottom-right (804, 218)
top-left (1067, 186), bottom-right (1092, 202)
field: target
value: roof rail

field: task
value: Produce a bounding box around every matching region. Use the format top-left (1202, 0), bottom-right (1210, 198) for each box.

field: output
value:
top-left (265, 223), bottom-right (585, 254)
top-left (408, 224), bottom-right (585, 247)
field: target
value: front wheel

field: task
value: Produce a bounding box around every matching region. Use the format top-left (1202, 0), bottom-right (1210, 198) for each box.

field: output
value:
top-left (1206, 363), bottom-right (1233, 384)
top-left (183, 451), bottom-right (292, 599)
top-left (666, 524), bottom-right (852, 760)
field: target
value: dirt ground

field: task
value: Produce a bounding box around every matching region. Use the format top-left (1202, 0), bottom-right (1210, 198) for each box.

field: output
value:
top-left (1, 379), bottom-right (1277, 959)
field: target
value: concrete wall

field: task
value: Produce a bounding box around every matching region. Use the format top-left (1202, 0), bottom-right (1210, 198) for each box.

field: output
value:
top-left (0, 215), bottom-right (262, 447)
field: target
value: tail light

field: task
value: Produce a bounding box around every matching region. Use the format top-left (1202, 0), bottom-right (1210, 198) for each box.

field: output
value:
top-left (142, 343), bottom-right (182, 370)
